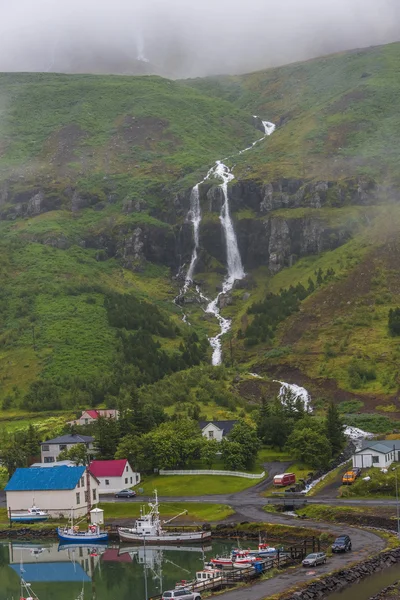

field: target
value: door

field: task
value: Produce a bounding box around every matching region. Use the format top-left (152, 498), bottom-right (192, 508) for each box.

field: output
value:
top-left (354, 454), bottom-right (372, 468)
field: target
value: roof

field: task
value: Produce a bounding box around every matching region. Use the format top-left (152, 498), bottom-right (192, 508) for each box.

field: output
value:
top-left (41, 434), bottom-right (94, 446)
top-left (89, 459), bottom-right (128, 478)
top-left (358, 439), bottom-right (400, 453)
top-left (5, 465), bottom-right (86, 491)
top-left (198, 420), bottom-right (238, 435)
top-left (30, 461), bottom-right (76, 468)
top-left (85, 409), bottom-right (100, 419)
top-left (102, 548), bottom-right (132, 563)
top-left (10, 563), bottom-right (90, 582)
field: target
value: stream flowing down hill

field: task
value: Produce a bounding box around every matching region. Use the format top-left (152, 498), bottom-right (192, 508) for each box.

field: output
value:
top-left (183, 120), bottom-right (276, 364)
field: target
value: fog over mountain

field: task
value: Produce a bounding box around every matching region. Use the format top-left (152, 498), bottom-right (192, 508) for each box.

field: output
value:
top-left (0, 0), bottom-right (399, 77)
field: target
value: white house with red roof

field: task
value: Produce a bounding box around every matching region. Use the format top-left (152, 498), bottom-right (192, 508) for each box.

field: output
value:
top-left (89, 459), bottom-right (140, 494)
top-left (68, 409), bottom-right (119, 427)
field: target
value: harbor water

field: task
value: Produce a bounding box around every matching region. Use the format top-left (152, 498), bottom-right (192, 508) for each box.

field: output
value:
top-left (1, 538), bottom-right (238, 600)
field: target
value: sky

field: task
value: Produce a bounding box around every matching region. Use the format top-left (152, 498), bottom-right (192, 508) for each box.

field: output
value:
top-left (0, 0), bottom-right (399, 77)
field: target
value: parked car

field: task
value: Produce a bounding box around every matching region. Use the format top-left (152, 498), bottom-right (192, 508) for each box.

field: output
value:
top-left (302, 552), bottom-right (327, 567)
top-left (115, 489), bottom-right (137, 498)
top-left (273, 473), bottom-right (296, 487)
top-left (352, 467), bottom-right (362, 478)
top-left (162, 589), bottom-right (201, 600)
top-left (342, 471), bottom-right (357, 485)
top-left (332, 535), bottom-right (352, 553)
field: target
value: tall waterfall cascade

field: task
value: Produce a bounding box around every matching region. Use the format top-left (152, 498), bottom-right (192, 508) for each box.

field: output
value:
top-left (181, 119), bottom-right (276, 365)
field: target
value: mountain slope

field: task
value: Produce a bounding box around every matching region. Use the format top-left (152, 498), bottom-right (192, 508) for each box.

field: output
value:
top-left (0, 44), bottom-right (400, 418)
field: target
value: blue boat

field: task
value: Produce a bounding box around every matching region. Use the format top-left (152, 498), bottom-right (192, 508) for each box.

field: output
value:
top-left (57, 524), bottom-right (108, 544)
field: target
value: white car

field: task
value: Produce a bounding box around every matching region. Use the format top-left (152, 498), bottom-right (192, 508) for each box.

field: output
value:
top-left (162, 590), bottom-right (201, 600)
top-left (302, 552), bottom-right (327, 567)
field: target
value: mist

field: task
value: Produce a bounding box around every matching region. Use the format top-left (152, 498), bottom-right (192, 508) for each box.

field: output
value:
top-left (0, 0), bottom-right (399, 78)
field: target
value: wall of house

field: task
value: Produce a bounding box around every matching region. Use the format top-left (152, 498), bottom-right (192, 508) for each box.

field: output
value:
top-left (201, 424), bottom-right (223, 442)
top-left (353, 449), bottom-right (395, 468)
top-left (6, 473), bottom-right (99, 518)
top-left (41, 442), bottom-right (95, 463)
top-left (97, 465), bottom-right (140, 494)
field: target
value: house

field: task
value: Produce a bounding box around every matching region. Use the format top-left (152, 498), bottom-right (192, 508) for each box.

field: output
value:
top-left (68, 409), bottom-right (119, 427)
top-left (5, 465), bottom-right (99, 518)
top-left (352, 440), bottom-right (400, 469)
top-left (198, 420), bottom-right (238, 442)
top-left (89, 459), bottom-right (140, 494)
top-left (40, 434), bottom-right (95, 463)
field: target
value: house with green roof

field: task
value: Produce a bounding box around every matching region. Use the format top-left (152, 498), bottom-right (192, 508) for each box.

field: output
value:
top-left (352, 440), bottom-right (400, 469)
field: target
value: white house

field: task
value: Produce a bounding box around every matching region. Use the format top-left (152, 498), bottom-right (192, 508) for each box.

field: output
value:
top-left (89, 459), bottom-right (140, 494)
top-left (198, 420), bottom-right (238, 442)
top-left (352, 440), bottom-right (400, 469)
top-left (40, 434), bottom-right (95, 463)
top-left (68, 409), bottom-right (119, 427)
top-left (5, 465), bottom-right (99, 518)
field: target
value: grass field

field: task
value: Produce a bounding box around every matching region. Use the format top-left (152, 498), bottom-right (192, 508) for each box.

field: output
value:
top-left (134, 474), bottom-right (264, 496)
top-left (99, 502), bottom-right (234, 522)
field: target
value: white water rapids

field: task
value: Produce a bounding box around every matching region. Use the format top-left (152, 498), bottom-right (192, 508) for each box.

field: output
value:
top-left (182, 119), bottom-right (276, 364)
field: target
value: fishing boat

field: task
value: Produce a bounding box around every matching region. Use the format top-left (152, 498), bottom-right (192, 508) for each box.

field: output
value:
top-left (57, 511), bottom-right (108, 544)
top-left (10, 506), bottom-right (49, 523)
top-left (209, 556), bottom-right (234, 568)
top-left (118, 490), bottom-right (212, 544)
top-left (175, 568), bottom-right (224, 593)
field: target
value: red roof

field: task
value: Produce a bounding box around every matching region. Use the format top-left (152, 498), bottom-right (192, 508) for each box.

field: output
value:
top-left (85, 410), bottom-right (100, 419)
top-left (102, 549), bottom-right (132, 563)
top-left (89, 459), bottom-right (127, 477)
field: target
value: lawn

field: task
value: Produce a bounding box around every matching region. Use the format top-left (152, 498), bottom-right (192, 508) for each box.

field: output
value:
top-left (99, 502), bottom-right (234, 522)
top-left (134, 474), bottom-right (264, 496)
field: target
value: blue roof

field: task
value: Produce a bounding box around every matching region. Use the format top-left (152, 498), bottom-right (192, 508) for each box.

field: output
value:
top-left (5, 466), bottom-right (86, 491)
top-left (10, 562), bottom-right (90, 582)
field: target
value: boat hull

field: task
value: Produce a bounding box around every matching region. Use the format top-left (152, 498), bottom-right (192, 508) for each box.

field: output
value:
top-left (57, 528), bottom-right (108, 544)
top-left (10, 515), bottom-right (49, 523)
top-left (118, 528), bottom-right (211, 544)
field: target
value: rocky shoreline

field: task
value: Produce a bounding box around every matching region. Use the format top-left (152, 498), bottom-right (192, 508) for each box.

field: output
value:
top-left (284, 548), bottom-right (400, 600)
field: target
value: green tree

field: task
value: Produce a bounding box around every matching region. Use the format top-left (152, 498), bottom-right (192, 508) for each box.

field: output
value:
top-left (115, 435), bottom-right (147, 472)
top-left (200, 439), bottom-right (219, 468)
top-left (286, 427), bottom-right (331, 469)
top-left (94, 417), bottom-right (120, 460)
top-left (228, 421), bottom-right (260, 469)
top-left (221, 440), bottom-right (246, 471)
top-left (389, 308), bottom-right (400, 336)
top-left (58, 443), bottom-right (88, 466)
top-left (325, 402), bottom-right (345, 457)
top-left (0, 436), bottom-right (27, 477)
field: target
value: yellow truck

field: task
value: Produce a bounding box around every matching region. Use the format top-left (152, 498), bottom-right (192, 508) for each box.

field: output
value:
top-left (342, 471), bottom-right (357, 485)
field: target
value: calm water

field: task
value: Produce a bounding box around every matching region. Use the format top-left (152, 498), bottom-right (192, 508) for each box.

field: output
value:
top-left (0, 538), bottom-right (238, 600)
top-left (327, 563), bottom-right (400, 600)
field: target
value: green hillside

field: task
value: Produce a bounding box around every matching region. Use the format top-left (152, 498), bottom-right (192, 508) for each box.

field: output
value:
top-left (0, 43), bottom-right (400, 423)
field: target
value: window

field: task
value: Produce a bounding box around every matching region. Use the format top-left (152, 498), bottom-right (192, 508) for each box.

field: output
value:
top-left (76, 493), bottom-right (80, 505)
top-left (93, 489), bottom-right (97, 501)
top-left (372, 456), bottom-right (380, 464)
top-left (208, 430), bottom-right (214, 439)
top-left (59, 444), bottom-right (67, 451)
top-left (136, 474), bottom-right (139, 482)
top-left (85, 491), bottom-right (89, 503)
top-left (105, 480), bottom-right (109, 485)
top-left (125, 478), bottom-right (128, 484)
top-left (44, 457), bottom-right (54, 463)
top-left (126, 465), bottom-right (128, 472)
top-left (81, 477), bottom-right (84, 487)
top-left (85, 419), bottom-right (89, 424)
top-left (130, 477), bottom-right (132, 484)
top-left (42, 445), bottom-right (50, 452)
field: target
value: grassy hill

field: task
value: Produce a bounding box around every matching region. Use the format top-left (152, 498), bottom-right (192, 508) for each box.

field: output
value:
top-left (1, 44), bottom-right (400, 424)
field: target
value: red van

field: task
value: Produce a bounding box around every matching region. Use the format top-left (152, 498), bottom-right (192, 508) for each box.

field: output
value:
top-left (273, 473), bottom-right (296, 487)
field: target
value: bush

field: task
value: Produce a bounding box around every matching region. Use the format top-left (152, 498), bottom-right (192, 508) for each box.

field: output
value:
top-left (348, 360), bottom-right (376, 388)
top-left (337, 400), bottom-right (364, 414)
top-left (389, 308), bottom-right (400, 336)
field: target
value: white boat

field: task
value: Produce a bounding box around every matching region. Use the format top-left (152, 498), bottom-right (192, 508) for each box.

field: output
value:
top-left (117, 490), bottom-right (212, 544)
top-left (10, 506), bottom-right (49, 523)
top-left (175, 568), bottom-right (224, 593)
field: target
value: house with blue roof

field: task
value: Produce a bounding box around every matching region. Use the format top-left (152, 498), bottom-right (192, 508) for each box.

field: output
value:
top-left (5, 465), bottom-right (99, 518)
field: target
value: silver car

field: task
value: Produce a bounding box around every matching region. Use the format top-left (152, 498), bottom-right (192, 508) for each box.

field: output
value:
top-left (162, 589), bottom-right (201, 600)
top-left (302, 552), bottom-right (327, 567)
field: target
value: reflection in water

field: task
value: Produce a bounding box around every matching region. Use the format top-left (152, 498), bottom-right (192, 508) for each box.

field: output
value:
top-left (1, 539), bottom-right (236, 600)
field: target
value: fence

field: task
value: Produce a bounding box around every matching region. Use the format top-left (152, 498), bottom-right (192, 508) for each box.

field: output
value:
top-left (159, 469), bottom-right (265, 479)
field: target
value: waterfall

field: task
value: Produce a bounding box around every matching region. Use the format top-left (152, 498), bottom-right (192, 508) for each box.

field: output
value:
top-left (180, 116), bottom-right (276, 364)
top-left (184, 184), bottom-right (201, 292)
